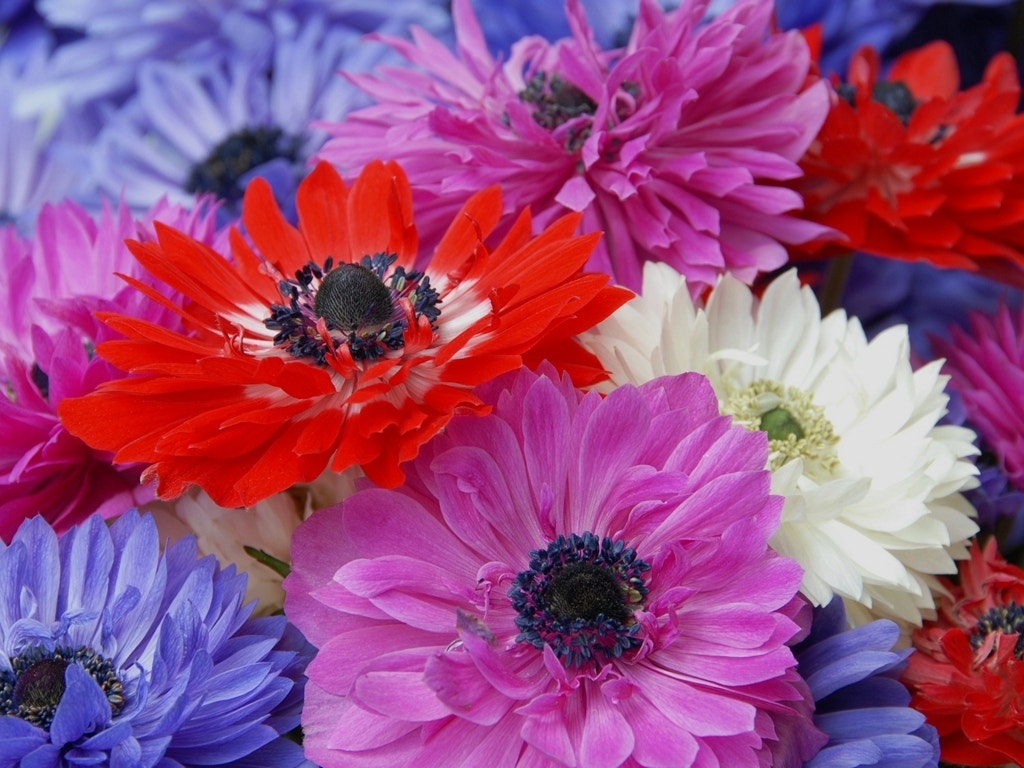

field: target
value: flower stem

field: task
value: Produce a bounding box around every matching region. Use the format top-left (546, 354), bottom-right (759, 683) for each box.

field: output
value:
top-left (818, 253), bottom-right (854, 315)
top-left (244, 546), bottom-right (291, 578)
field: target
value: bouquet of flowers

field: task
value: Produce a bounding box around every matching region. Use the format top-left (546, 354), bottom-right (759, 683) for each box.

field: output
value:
top-left (3, 0), bottom-right (1024, 765)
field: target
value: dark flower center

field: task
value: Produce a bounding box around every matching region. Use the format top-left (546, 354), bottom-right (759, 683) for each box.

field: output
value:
top-left (758, 406), bottom-right (805, 442)
top-left (972, 602), bottom-right (1024, 658)
top-left (265, 253), bottom-right (441, 366)
top-left (314, 264), bottom-right (395, 332)
top-left (837, 80), bottom-right (918, 126)
top-left (0, 645), bottom-right (125, 730)
top-left (544, 562), bottom-right (633, 624)
top-left (30, 363), bottom-right (49, 400)
top-left (520, 72), bottom-right (597, 152)
top-left (517, 70), bottom-right (640, 158)
top-left (520, 72), bottom-right (597, 131)
top-left (510, 532), bottom-right (650, 667)
top-left (185, 126), bottom-right (302, 203)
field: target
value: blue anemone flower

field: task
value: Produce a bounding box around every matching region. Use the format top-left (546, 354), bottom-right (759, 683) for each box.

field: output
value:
top-left (0, 511), bottom-right (312, 767)
top-left (82, 10), bottom-right (420, 223)
top-left (835, 253), bottom-right (1019, 359)
top-left (794, 597), bottom-right (939, 768)
top-left (21, 0), bottom-right (450, 113)
top-left (0, 35), bottom-right (99, 231)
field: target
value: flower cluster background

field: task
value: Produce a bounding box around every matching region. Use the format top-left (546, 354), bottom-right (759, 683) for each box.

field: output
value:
top-left (4, 0), bottom-right (1024, 766)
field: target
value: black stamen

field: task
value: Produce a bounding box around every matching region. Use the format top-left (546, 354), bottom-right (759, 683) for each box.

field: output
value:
top-left (972, 602), bottom-right (1024, 658)
top-left (186, 126), bottom-right (301, 202)
top-left (510, 532), bottom-right (649, 667)
top-left (30, 363), bottom-right (49, 400)
top-left (837, 81), bottom-right (918, 126)
top-left (0, 645), bottom-right (124, 731)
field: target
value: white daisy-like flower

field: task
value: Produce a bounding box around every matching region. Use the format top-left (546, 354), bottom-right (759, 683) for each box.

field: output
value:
top-left (581, 263), bottom-right (979, 628)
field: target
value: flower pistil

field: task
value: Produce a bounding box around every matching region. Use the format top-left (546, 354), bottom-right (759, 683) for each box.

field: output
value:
top-left (510, 531), bottom-right (650, 668)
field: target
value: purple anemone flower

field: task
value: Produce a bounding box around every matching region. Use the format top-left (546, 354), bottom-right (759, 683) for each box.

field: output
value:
top-left (0, 35), bottom-right (99, 231)
top-left (285, 366), bottom-right (823, 767)
top-left (84, 11), bottom-right (386, 222)
top-left (0, 510), bottom-right (312, 766)
top-left (317, 0), bottom-right (831, 294)
top-left (793, 597), bottom-right (940, 767)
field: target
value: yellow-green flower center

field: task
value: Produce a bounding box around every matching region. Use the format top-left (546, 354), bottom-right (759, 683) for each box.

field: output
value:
top-left (723, 380), bottom-right (839, 477)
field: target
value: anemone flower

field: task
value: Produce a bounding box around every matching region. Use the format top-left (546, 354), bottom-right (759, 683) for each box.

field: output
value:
top-left (469, 0), bottom-right (645, 53)
top-left (318, 0), bottom-right (831, 293)
top-left (580, 263), bottom-right (979, 629)
top-left (0, 510), bottom-right (311, 766)
top-left (829, 253), bottom-right (1018, 359)
top-left (284, 365), bottom-right (823, 767)
top-left (791, 40), bottom-right (1024, 288)
top-left (85, 11), bottom-right (394, 222)
top-left (59, 160), bottom-right (630, 509)
top-left (0, 198), bottom-right (223, 542)
top-left (794, 596), bottom-right (940, 767)
top-left (934, 303), bottom-right (1024, 493)
top-left (145, 485), bottom-right (311, 616)
top-left (0, 34), bottom-right (99, 231)
top-left (903, 538), bottom-right (1024, 766)
top-left (20, 0), bottom-right (451, 112)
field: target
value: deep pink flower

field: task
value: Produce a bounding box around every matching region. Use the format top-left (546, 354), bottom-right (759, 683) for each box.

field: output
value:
top-left (935, 304), bottom-right (1024, 492)
top-left (0, 197), bottom-right (224, 540)
top-left (316, 0), bottom-right (831, 294)
top-left (284, 366), bottom-right (821, 767)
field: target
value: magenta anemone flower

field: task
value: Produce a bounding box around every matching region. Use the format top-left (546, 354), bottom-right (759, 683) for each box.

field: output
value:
top-left (935, 303), bottom-right (1024, 493)
top-left (284, 366), bottom-right (822, 767)
top-left (0, 197), bottom-right (223, 540)
top-left (317, 0), bottom-right (830, 293)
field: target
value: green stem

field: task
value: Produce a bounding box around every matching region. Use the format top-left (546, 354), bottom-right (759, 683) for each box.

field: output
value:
top-left (243, 546), bottom-right (291, 578)
top-left (818, 253), bottom-right (854, 316)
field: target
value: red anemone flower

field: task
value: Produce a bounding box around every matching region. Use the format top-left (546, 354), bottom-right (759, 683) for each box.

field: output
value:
top-left (59, 161), bottom-right (630, 507)
top-left (792, 41), bottom-right (1024, 287)
top-left (903, 538), bottom-right (1024, 766)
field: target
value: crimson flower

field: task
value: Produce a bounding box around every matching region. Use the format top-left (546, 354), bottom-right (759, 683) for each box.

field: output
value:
top-left (792, 41), bottom-right (1024, 286)
top-left (903, 538), bottom-right (1024, 766)
top-left (60, 161), bottom-right (629, 507)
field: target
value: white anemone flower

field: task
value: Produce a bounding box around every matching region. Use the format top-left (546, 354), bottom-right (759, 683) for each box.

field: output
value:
top-left (582, 263), bottom-right (979, 628)
top-left (145, 486), bottom-right (311, 615)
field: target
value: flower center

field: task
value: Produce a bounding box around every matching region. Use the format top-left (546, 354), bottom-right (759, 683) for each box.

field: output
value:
top-left (520, 72), bottom-right (597, 131)
top-left (972, 602), bottom-right (1024, 658)
top-left (185, 126), bottom-right (302, 203)
top-left (509, 532), bottom-right (649, 668)
top-left (0, 645), bottom-right (125, 730)
top-left (265, 253), bottom-right (440, 365)
top-left (722, 379), bottom-right (839, 476)
top-left (837, 80), bottom-right (918, 126)
top-left (30, 363), bottom-right (49, 400)
top-left (313, 263), bottom-right (395, 332)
